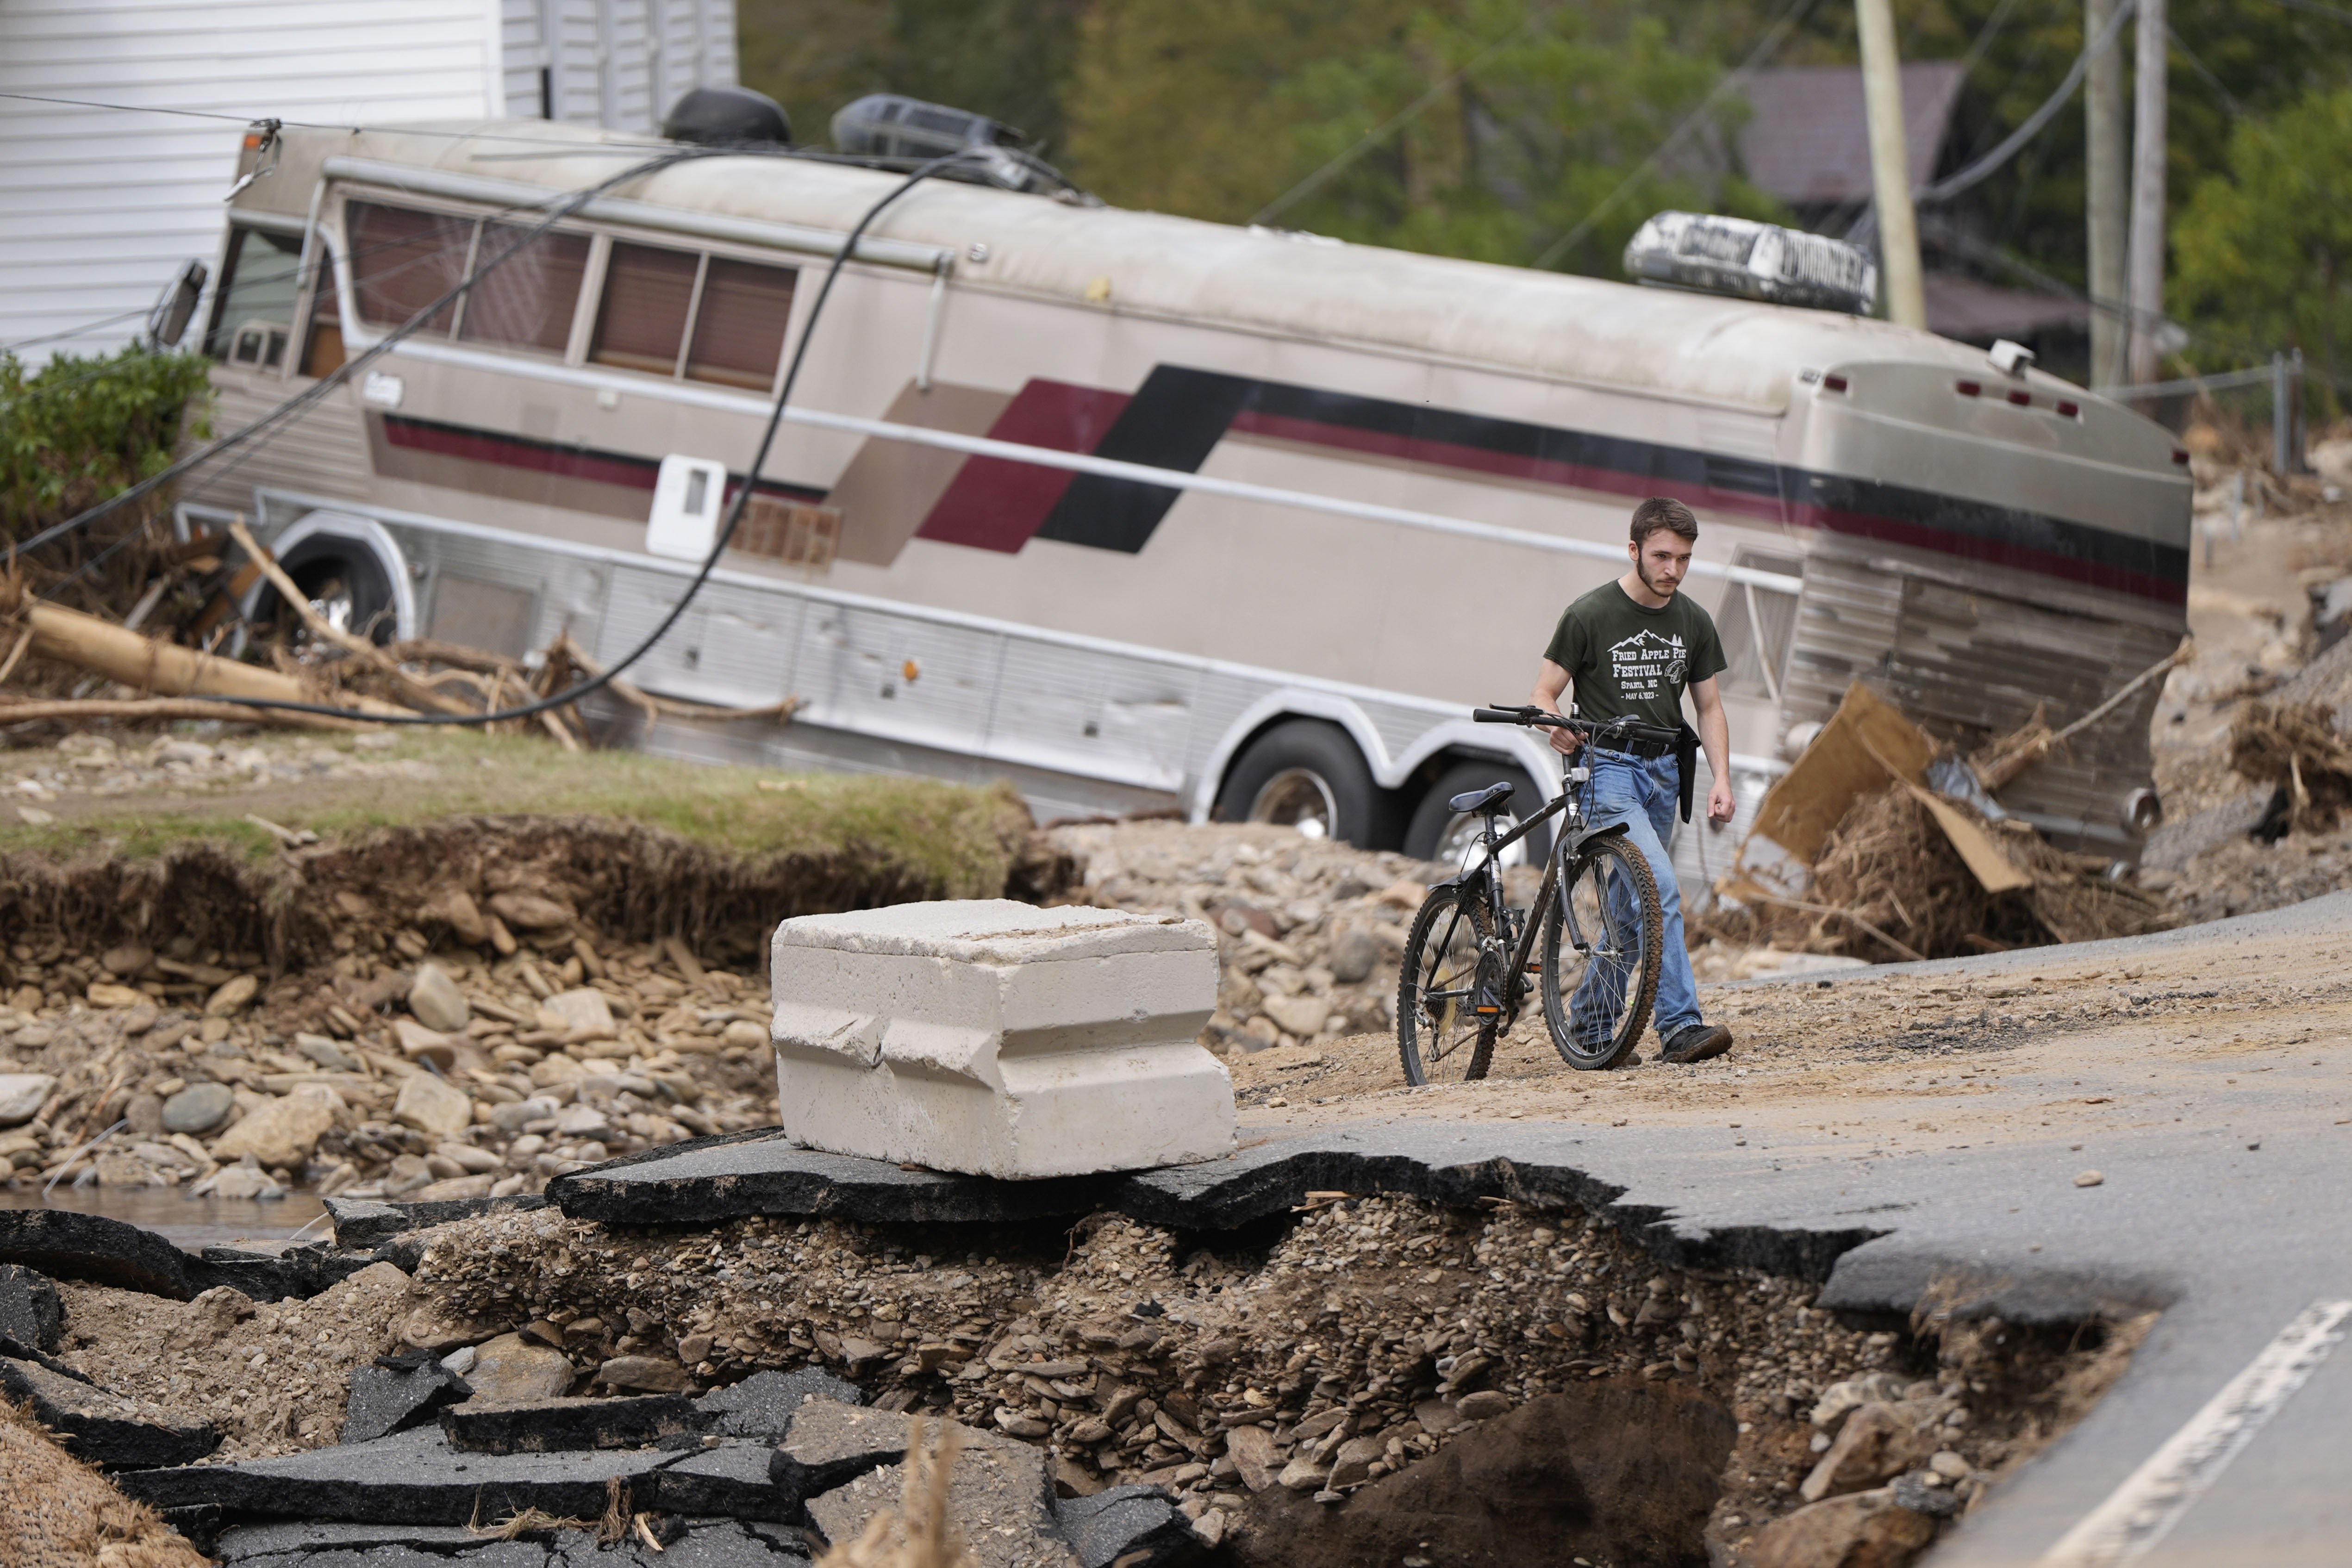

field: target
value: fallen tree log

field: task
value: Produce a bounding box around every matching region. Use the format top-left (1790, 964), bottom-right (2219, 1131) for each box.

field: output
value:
top-left (0, 579), bottom-right (415, 720)
top-left (0, 697), bottom-right (382, 733)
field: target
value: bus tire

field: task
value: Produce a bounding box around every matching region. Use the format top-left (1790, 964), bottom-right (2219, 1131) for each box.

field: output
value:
top-left (1214, 720), bottom-right (1379, 846)
top-left (1404, 758), bottom-right (1551, 868)
top-left (252, 532), bottom-right (400, 648)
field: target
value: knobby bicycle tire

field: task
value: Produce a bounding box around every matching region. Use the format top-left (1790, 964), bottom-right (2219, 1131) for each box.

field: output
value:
top-left (1397, 883), bottom-right (1498, 1085)
top-left (1538, 834), bottom-right (1664, 1070)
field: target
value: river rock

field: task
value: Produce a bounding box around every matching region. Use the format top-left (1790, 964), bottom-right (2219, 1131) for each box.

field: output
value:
top-left (393, 1072), bottom-right (473, 1139)
top-left (597, 1354), bottom-right (690, 1394)
top-left (1750, 1487), bottom-right (1939, 1568)
top-left (87, 982), bottom-right (148, 1009)
top-left (210, 1094), bottom-right (334, 1170)
top-left (407, 964), bottom-right (471, 1033)
top-left (205, 975), bottom-right (259, 1016)
top-left (542, 988), bottom-right (616, 1044)
top-left (464, 1333), bottom-right (575, 1402)
top-left (1259, 993), bottom-right (1329, 1039)
top-left (489, 891), bottom-right (574, 930)
top-left (101, 943), bottom-right (154, 976)
top-left (125, 1091), bottom-right (165, 1137)
top-left (393, 1019), bottom-right (468, 1070)
top-left (1801, 1400), bottom-right (1953, 1502)
top-left (1327, 927), bottom-right (1383, 984)
top-left (0, 1073), bottom-right (54, 1126)
top-left (1224, 1424), bottom-right (1279, 1491)
top-left (162, 1081), bottom-right (235, 1134)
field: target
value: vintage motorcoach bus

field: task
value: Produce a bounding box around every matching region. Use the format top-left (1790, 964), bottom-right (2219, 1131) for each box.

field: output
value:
top-left (185, 116), bottom-right (2190, 888)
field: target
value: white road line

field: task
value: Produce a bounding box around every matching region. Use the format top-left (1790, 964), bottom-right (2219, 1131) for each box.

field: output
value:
top-left (2039, 1299), bottom-right (2352, 1568)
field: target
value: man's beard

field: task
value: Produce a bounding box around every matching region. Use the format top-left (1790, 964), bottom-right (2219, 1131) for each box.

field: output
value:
top-left (1636, 561), bottom-right (1680, 598)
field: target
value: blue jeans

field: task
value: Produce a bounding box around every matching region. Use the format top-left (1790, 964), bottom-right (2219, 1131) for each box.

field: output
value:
top-left (1566, 750), bottom-right (1702, 1041)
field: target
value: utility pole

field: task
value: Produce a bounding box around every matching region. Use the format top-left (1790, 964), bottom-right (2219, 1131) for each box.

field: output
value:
top-left (2127, 0), bottom-right (2168, 388)
top-left (1857, 0), bottom-right (1928, 329)
top-left (2086, 0), bottom-right (2128, 388)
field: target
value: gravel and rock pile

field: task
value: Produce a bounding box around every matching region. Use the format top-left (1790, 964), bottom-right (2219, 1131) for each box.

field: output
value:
top-left (399, 1192), bottom-right (2092, 1561)
top-left (1048, 820), bottom-right (1467, 1055)
top-left (5, 731), bottom-right (435, 823)
top-left (0, 935), bottom-right (777, 1202)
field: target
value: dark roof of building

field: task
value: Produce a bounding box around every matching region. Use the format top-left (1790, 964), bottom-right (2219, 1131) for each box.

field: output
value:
top-left (1737, 62), bottom-right (1969, 207)
top-left (1924, 271), bottom-right (2092, 342)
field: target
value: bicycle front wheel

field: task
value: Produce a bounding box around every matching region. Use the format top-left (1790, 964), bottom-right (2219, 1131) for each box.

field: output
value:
top-left (1397, 884), bottom-right (1497, 1085)
top-left (1539, 834), bottom-right (1663, 1070)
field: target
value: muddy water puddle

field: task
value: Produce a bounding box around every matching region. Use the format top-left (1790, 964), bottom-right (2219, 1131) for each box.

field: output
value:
top-left (1, 1186), bottom-right (328, 1252)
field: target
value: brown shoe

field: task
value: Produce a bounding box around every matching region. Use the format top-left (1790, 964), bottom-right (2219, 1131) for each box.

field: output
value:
top-left (1659, 1023), bottom-right (1733, 1064)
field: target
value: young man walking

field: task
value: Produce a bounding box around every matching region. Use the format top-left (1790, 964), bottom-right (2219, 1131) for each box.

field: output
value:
top-left (1529, 497), bottom-right (1736, 1064)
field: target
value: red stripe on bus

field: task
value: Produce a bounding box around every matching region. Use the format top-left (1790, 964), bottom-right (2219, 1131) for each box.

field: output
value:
top-left (916, 380), bottom-right (1135, 552)
top-left (383, 415), bottom-right (660, 491)
top-left (1229, 408), bottom-right (2184, 604)
top-left (1230, 409), bottom-right (1783, 524)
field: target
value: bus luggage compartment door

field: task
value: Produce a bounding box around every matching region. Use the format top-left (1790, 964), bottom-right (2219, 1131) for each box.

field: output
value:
top-left (596, 568), bottom-right (802, 710)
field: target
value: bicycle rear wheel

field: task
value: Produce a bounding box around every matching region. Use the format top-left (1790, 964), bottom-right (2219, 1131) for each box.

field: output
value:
top-left (1397, 884), bottom-right (1498, 1085)
top-left (1539, 834), bottom-right (1663, 1070)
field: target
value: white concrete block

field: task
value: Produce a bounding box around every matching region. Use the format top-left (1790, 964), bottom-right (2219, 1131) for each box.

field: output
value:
top-left (770, 900), bottom-right (1232, 1178)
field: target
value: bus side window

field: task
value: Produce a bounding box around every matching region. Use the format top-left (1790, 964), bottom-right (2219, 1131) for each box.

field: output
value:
top-left (460, 223), bottom-right (592, 354)
top-left (686, 257), bottom-right (795, 390)
top-left (299, 245), bottom-right (345, 379)
top-left (349, 201), bottom-right (473, 335)
top-left (204, 225), bottom-right (302, 371)
top-left (592, 242), bottom-right (699, 375)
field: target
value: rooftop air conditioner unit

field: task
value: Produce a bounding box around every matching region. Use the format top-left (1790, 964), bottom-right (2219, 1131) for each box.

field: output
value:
top-left (1622, 212), bottom-right (1878, 317)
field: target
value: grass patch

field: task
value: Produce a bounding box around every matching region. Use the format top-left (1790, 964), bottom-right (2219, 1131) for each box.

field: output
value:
top-left (0, 729), bottom-right (1026, 895)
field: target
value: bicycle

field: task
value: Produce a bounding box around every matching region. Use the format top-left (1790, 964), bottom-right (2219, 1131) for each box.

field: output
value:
top-left (1396, 706), bottom-right (1672, 1083)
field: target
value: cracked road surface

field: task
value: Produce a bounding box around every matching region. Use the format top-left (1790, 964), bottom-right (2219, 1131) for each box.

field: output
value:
top-left (1226, 890), bottom-right (2352, 1567)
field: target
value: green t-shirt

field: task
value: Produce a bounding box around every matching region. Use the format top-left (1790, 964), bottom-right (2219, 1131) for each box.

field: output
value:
top-left (1541, 580), bottom-right (1728, 731)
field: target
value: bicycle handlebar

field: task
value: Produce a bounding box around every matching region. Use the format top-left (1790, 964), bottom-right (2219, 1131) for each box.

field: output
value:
top-left (1471, 705), bottom-right (1679, 747)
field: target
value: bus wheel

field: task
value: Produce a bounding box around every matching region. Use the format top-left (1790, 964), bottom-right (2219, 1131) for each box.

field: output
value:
top-left (1405, 759), bottom-right (1550, 869)
top-left (253, 535), bottom-right (399, 651)
top-left (1215, 720), bottom-right (1378, 846)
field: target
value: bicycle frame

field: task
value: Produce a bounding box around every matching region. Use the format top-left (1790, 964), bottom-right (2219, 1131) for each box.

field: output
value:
top-left (1425, 756), bottom-right (1631, 1034)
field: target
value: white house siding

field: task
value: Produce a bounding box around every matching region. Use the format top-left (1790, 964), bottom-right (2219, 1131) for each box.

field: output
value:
top-left (0, 0), bottom-right (733, 363)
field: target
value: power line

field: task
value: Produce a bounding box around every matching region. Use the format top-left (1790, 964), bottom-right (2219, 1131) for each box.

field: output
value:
top-left (0, 309), bottom-right (157, 356)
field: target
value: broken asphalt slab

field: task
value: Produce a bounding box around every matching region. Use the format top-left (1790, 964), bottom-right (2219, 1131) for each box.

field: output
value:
top-left (0, 1209), bottom-right (372, 1303)
top-left (441, 1392), bottom-right (703, 1454)
top-left (343, 1357), bottom-right (473, 1445)
top-left (1055, 1485), bottom-right (1192, 1568)
top-left (116, 1423), bottom-right (801, 1524)
top-left (215, 1517), bottom-right (813, 1566)
top-left (699, 1367), bottom-right (864, 1441)
top-left (324, 1193), bottom-right (548, 1252)
top-left (546, 1134), bottom-right (1105, 1227)
top-left (0, 1262), bottom-right (62, 1350)
top-left (0, 1353), bottom-right (218, 1468)
top-left (546, 1124), bottom-right (1874, 1279)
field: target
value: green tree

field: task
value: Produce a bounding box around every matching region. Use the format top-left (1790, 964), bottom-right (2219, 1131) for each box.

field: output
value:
top-left (1063, 0), bottom-right (1783, 276)
top-left (2172, 83), bottom-right (2352, 412)
top-left (0, 345), bottom-right (212, 611)
top-left (737, 0), bottom-right (1087, 156)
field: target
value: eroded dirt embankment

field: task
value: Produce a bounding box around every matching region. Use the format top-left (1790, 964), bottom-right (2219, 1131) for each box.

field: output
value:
top-left (47, 1188), bottom-right (2142, 1567)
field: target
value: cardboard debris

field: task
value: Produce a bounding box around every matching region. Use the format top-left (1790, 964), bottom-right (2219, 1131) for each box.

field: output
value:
top-left (1749, 683), bottom-right (1935, 864)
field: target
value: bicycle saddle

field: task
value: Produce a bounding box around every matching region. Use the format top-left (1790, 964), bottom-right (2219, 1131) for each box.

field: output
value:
top-left (1449, 781), bottom-right (1514, 814)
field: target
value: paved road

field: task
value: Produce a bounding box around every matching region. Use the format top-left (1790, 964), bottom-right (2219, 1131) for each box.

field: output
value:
top-left (1283, 890), bottom-right (2352, 1568)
